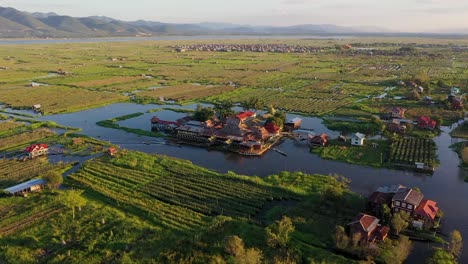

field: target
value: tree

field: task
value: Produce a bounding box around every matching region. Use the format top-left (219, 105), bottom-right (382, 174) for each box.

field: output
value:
top-left (334, 225), bottom-right (349, 250)
top-left (214, 100), bottom-right (235, 120)
top-left (380, 204), bottom-right (392, 225)
top-left (43, 171), bottom-right (63, 190)
top-left (236, 248), bottom-right (263, 264)
top-left (224, 235), bottom-right (245, 256)
top-left (265, 216), bottom-right (295, 248)
top-left (433, 115), bottom-right (443, 128)
top-left (193, 104), bottom-right (215, 122)
top-left (391, 211), bottom-right (410, 235)
top-left (427, 247), bottom-right (456, 264)
top-left (407, 89), bottom-right (421, 101)
top-left (60, 190), bottom-right (87, 220)
top-left (447, 230), bottom-right (463, 258)
top-left (414, 71), bottom-right (430, 87)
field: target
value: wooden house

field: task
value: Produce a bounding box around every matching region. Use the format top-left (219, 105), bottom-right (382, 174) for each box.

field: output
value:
top-left (391, 188), bottom-right (424, 214)
top-left (151, 116), bottom-right (179, 132)
top-left (418, 116), bottom-right (437, 130)
top-left (32, 104), bottom-right (42, 112)
top-left (391, 107), bottom-right (406, 119)
top-left (285, 117), bottom-right (302, 130)
top-left (414, 199), bottom-right (439, 224)
top-left (348, 213), bottom-right (389, 243)
top-left (309, 133), bottom-right (329, 147)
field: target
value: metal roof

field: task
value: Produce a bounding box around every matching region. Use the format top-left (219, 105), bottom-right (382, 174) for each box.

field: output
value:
top-left (4, 178), bottom-right (46, 194)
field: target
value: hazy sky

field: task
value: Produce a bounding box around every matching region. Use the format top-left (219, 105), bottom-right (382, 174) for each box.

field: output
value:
top-left (2, 0), bottom-right (468, 32)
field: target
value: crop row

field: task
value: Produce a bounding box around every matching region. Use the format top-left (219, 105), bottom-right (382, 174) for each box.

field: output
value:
top-left (71, 165), bottom-right (208, 231)
top-left (0, 158), bottom-right (67, 188)
top-left (389, 137), bottom-right (436, 165)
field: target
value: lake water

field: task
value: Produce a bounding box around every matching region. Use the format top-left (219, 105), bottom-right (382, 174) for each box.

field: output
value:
top-left (32, 102), bottom-right (468, 262)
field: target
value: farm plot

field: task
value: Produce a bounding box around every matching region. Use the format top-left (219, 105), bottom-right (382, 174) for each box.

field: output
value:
top-left (69, 153), bottom-right (291, 231)
top-left (209, 87), bottom-right (353, 115)
top-left (137, 83), bottom-right (236, 102)
top-left (0, 85), bottom-right (126, 114)
top-left (389, 137), bottom-right (437, 166)
top-left (0, 128), bottom-right (55, 151)
top-left (0, 194), bottom-right (63, 237)
top-left (0, 158), bottom-right (69, 189)
top-left (0, 121), bottom-right (24, 135)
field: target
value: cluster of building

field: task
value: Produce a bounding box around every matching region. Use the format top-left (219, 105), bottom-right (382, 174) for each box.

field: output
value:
top-left (387, 106), bottom-right (439, 134)
top-left (348, 184), bottom-right (440, 243)
top-left (152, 111), bottom-right (287, 155)
top-left (173, 44), bottom-right (323, 53)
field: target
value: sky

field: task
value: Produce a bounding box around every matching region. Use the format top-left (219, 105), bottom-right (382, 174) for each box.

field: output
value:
top-left (1, 0), bottom-right (468, 32)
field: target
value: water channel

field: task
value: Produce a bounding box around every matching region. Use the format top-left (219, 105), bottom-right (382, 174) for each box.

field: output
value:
top-left (23, 102), bottom-right (466, 262)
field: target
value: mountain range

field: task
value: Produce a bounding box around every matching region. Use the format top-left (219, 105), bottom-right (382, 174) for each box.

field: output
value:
top-left (0, 6), bottom-right (464, 38)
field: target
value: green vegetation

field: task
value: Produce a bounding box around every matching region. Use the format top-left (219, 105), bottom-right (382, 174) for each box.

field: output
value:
top-left (96, 112), bottom-right (165, 138)
top-left (0, 39), bottom-right (464, 120)
top-left (452, 123), bottom-right (468, 139)
top-left (0, 158), bottom-right (68, 189)
top-left (389, 137), bottom-right (437, 168)
top-left (450, 142), bottom-right (468, 181)
top-left (311, 139), bottom-right (388, 167)
top-left (0, 149), bottom-right (389, 263)
top-left (426, 230), bottom-right (463, 264)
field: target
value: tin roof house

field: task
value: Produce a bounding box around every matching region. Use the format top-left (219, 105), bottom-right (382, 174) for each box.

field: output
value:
top-left (351, 132), bottom-right (366, 146)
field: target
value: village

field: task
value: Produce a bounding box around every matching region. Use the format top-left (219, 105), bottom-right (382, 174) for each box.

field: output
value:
top-left (173, 43), bottom-right (324, 53)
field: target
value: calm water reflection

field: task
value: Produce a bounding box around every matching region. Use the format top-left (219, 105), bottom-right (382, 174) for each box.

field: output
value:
top-left (38, 102), bottom-right (468, 262)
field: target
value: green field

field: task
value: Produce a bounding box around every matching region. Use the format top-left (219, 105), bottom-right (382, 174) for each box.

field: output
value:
top-left (0, 150), bottom-right (373, 263)
top-left (0, 39), bottom-right (465, 117)
top-left (311, 139), bottom-right (389, 167)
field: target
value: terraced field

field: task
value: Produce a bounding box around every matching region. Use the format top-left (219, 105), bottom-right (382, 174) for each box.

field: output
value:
top-left (69, 155), bottom-right (291, 231)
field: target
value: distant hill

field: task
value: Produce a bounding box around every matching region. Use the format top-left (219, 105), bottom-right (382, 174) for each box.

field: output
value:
top-left (0, 6), bottom-right (464, 38)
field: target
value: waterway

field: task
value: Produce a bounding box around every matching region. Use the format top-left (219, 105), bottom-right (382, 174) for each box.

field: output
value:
top-left (30, 102), bottom-right (468, 262)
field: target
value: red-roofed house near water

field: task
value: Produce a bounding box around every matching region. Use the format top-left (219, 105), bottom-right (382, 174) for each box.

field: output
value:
top-left (418, 116), bottom-right (437, 130)
top-left (415, 199), bottom-right (439, 223)
top-left (348, 213), bottom-right (389, 243)
top-left (24, 144), bottom-right (49, 158)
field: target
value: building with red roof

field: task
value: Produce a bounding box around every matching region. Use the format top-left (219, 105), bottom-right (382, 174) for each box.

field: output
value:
top-left (418, 116), bottom-right (437, 130)
top-left (309, 133), bottom-right (329, 147)
top-left (264, 122), bottom-right (281, 134)
top-left (151, 116), bottom-right (180, 132)
top-left (24, 144), bottom-right (49, 158)
top-left (236, 111), bottom-right (256, 122)
top-left (348, 213), bottom-right (389, 243)
top-left (415, 199), bottom-right (439, 222)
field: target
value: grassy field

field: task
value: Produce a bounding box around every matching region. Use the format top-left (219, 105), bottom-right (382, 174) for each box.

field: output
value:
top-left (0, 39), bottom-right (465, 118)
top-left (451, 123), bottom-right (468, 139)
top-left (0, 149), bottom-right (410, 263)
top-left (311, 139), bottom-right (389, 167)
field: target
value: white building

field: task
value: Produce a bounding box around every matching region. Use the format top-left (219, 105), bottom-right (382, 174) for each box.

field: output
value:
top-left (351, 132), bottom-right (366, 146)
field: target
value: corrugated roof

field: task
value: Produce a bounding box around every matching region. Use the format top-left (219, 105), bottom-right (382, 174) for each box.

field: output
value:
top-left (392, 188), bottom-right (424, 205)
top-left (354, 132), bottom-right (366, 139)
top-left (4, 179), bottom-right (46, 194)
top-left (415, 199), bottom-right (439, 220)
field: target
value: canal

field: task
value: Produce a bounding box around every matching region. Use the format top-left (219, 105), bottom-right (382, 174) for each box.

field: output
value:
top-left (34, 102), bottom-right (468, 262)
